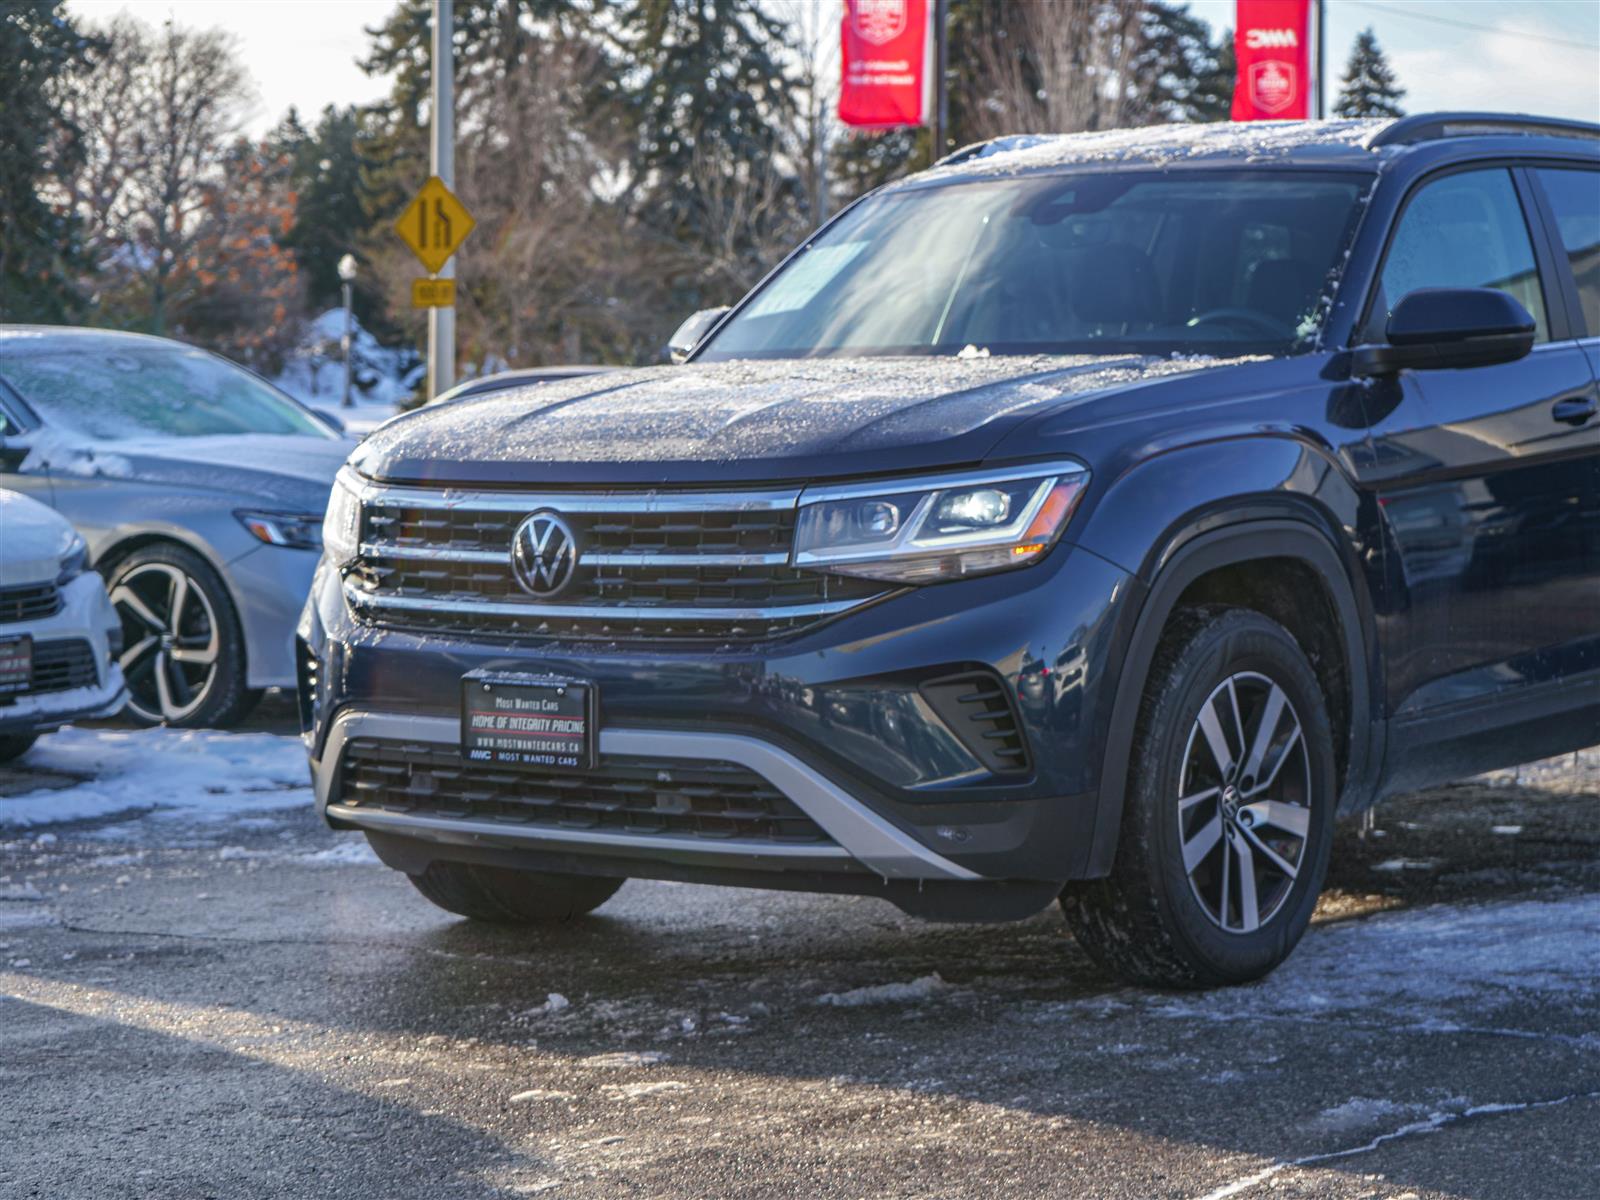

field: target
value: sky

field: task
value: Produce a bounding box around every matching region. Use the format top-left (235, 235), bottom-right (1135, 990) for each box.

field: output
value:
top-left (68, 0), bottom-right (1600, 135)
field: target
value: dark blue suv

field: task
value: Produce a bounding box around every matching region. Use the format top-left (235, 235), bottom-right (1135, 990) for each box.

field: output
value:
top-left (300, 114), bottom-right (1600, 986)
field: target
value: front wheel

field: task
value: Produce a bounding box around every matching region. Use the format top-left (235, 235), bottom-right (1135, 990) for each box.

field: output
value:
top-left (1061, 607), bottom-right (1337, 988)
top-left (107, 544), bottom-right (259, 728)
top-left (408, 860), bottom-right (625, 924)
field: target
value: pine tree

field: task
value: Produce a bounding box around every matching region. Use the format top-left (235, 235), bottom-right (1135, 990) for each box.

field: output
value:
top-left (0, 1), bottom-right (98, 322)
top-left (618, 0), bottom-right (803, 312)
top-left (274, 105), bottom-right (376, 320)
top-left (1334, 27), bottom-right (1405, 119)
top-left (1133, 3), bottom-right (1234, 124)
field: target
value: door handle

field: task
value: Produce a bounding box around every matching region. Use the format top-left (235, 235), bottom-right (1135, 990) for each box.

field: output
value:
top-left (1551, 396), bottom-right (1598, 426)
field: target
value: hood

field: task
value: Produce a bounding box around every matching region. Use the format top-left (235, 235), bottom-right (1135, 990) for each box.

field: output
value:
top-left (353, 355), bottom-right (1252, 487)
top-left (21, 433), bottom-right (354, 511)
top-left (0, 488), bottom-right (77, 587)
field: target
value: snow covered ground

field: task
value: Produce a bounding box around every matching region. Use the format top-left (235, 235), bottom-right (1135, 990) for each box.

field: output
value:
top-left (270, 308), bottom-right (422, 436)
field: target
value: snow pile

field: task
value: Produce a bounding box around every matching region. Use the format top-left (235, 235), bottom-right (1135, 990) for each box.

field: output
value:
top-left (816, 973), bottom-right (950, 1008)
top-left (271, 307), bottom-right (423, 434)
top-left (0, 726), bottom-right (312, 829)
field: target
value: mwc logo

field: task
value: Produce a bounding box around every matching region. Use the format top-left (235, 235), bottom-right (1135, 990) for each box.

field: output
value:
top-left (1246, 28), bottom-right (1300, 49)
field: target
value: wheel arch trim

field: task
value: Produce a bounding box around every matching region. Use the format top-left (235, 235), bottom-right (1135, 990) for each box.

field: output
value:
top-left (1084, 518), bottom-right (1380, 879)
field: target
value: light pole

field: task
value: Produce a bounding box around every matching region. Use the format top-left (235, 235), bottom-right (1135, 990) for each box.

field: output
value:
top-left (337, 253), bottom-right (357, 408)
top-left (428, 0), bottom-right (456, 399)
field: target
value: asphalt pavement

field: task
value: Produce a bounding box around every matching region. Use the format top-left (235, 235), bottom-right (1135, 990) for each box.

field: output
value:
top-left (1, 709), bottom-right (1596, 1200)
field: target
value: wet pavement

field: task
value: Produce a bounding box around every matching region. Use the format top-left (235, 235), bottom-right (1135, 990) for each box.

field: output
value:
top-left (0, 713), bottom-right (1596, 1199)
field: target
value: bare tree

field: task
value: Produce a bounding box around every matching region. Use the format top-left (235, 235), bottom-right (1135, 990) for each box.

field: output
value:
top-left (967, 1), bottom-right (1149, 140)
top-left (768, 0), bottom-right (840, 227)
top-left (57, 15), bottom-right (253, 331)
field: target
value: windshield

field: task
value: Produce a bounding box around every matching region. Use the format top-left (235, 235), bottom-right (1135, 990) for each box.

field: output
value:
top-left (701, 170), bottom-right (1370, 361)
top-left (0, 344), bottom-right (334, 441)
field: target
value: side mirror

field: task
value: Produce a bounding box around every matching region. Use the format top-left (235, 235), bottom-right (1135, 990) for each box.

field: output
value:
top-left (311, 409), bottom-right (348, 435)
top-left (666, 306), bottom-right (731, 364)
top-left (1352, 288), bottom-right (1535, 377)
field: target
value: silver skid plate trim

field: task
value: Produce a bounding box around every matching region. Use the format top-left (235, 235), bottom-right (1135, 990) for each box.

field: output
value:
top-left (314, 710), bottom-right (980, 881)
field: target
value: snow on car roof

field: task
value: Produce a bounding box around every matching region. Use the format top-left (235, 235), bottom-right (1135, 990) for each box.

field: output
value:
top-left (905, 119), bottom-right (1396, 185)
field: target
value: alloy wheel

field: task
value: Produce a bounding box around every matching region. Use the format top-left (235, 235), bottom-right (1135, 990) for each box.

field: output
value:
top-left (112, 562), bottom-right (221, 723)
top-left (1176, 671), bottom-right (1312, 934)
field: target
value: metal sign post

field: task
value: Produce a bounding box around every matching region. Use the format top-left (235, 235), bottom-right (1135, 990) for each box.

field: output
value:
top-left (429, 0), bottom-right (455, 400)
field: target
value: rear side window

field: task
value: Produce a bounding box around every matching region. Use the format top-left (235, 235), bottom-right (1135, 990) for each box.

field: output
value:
top-left (1379, 168), bottom-right (1549, 342)
top-left (1536, 167), bottom-right (1600, 336)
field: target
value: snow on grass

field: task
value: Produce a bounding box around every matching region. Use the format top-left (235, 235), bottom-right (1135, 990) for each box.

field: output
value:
top-left (816, 973), bottom-right (950, 1008)
top-left (0, 726), bottom-right (311, 830)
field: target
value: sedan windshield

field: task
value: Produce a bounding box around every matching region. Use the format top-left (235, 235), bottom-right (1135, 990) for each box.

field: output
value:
top-left (0, 344), bottom-right (334, 440)
top-left (700, 170), bottom-right (1370, 361)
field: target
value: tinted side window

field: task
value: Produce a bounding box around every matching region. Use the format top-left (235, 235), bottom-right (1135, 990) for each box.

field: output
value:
top-left (1536, 167), bottom-right (1600, 336)
top-left (1380, 168), bottom-right (1549, 342)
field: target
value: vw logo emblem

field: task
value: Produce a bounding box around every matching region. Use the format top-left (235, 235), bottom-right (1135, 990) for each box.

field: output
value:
top-left (511, 511), bottom-right (579, 598)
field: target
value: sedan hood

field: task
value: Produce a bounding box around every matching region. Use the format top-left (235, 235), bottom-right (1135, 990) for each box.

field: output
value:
top-left (353, 356), bottom-right (1249, 487)
top-left (23, 433), bottom-right (354, 511)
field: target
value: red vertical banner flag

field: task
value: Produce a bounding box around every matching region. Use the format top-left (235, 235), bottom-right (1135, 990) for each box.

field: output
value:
top-left (839, 0), bottom-right (935, 129)
top-left (1232, 0), bottom-right (1315, 120)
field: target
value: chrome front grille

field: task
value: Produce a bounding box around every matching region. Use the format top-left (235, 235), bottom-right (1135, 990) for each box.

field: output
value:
top-left (346, 483), bottom-right (887, 642)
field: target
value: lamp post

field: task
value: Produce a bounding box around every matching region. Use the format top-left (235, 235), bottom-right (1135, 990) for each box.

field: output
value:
top-left (337, 254), bottom-right (357, 408)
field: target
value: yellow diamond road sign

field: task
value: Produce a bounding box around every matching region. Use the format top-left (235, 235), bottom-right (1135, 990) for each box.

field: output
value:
top-left (395, 176), bottom-right (475, 275)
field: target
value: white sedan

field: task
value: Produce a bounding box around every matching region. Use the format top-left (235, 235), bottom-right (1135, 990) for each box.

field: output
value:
top-left (0, 489), bottom-right (126, 761)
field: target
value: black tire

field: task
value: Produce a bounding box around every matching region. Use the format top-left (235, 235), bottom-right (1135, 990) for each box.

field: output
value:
top-left (105, 543), bottom-right (257, 729)
top-left (1061, 606), bottom-right (1337, 988)
top-left (408, 860), bottom-right (624, 924)
top-left (0, 734), bottom-right (38, 763)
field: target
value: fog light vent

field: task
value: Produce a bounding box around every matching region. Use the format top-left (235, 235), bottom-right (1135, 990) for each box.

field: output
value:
top-left (918, 670), bottom-right (1031, 777)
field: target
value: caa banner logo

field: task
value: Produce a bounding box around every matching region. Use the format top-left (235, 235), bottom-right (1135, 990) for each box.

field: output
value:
top-left (853, 0), bottom-right (907, 46)
top-left (1248, 60), bottom-right (1298, 114)
top-left (1246, 28), bottom-right (1299, 49)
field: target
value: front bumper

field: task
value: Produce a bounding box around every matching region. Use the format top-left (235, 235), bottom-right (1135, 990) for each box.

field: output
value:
top-left (0, 573), bottom-right (127, 736)
top-left (300, 540), bottom-right (1135, 901)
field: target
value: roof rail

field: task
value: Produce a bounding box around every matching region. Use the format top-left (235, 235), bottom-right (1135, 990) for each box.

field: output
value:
top-left (1370, 112), bottom-right (1600, 149)
top-left (932, 138), bottom-right (1007, 168)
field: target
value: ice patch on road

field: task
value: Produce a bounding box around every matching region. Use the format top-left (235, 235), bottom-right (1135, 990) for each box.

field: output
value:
top-left (0, 907), bottom-right (57, 930)
top-left (1158, 895), bottom-right (1600, 1023)
top-left (579, 1051), bottom-right (669, 1069)
top-left (816, 973), bottom-right (950, 1007)
top-left (0, 727), bottom-right (311, 830)
top-left (295, 839), bottom-right (381, 866)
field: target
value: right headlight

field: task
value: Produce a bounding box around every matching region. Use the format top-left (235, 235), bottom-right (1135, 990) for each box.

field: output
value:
top-left (792, 461), bottom-right (1089, 585)
top-left (322, 468), bottom-right (363, 569)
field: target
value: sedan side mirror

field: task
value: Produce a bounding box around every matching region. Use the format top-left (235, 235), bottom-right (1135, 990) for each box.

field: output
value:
top-left (311, 409), bottom-right (348, 435)
top-left (1351, 287), bottom-right (1536, 377)
top-left (666, 306), bottom-right (731, 364)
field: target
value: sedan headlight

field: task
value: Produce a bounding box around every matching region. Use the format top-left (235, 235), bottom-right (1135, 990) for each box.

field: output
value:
top-left (236, 509), bottom-right (325, 551)
top-left (56, 533), bottom-right (90, 584)
top-left (320, 468), bottom-right (363, 567)
top-left (793, 461), bottom-right (1089, 584)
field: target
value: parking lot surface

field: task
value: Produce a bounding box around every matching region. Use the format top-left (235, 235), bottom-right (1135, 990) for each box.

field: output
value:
top-left (1, 711), bottom-right (1596, 1199)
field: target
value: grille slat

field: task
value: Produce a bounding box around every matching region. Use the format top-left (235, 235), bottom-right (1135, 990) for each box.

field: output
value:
top-left (336, 738), bottom-right (834, 846)
top-left (14, 639), bottom-right (99, 696)
top-left (0, 583), bottom-right (63, 624)
top-left (349, 488), bottom-right (887, 642)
